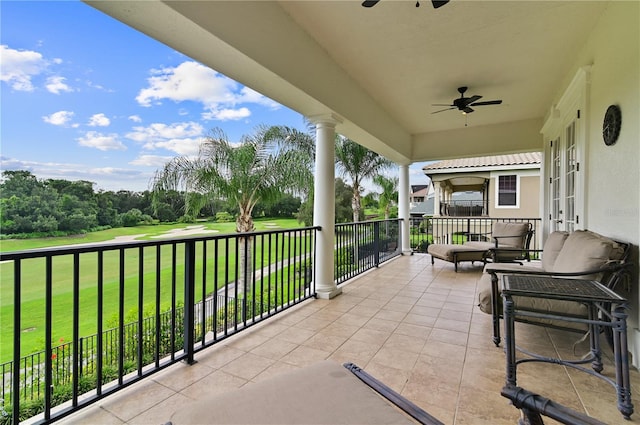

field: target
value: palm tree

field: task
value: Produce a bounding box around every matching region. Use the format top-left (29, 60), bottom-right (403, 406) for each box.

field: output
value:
top-left (373, 175), bottom-right (398, 220)
top-left (151, 125), bottom-right (314, 294)
top-left (334, 136), bottom-right (393, 222)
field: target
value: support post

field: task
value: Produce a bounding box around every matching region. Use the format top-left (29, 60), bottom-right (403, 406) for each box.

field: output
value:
top-left (310, 114), bottom-right (342, 299)
top-left (183, 240), bottom-right (196, 364)
top-left (398, 164), bottom-right (412, 255)
top-left (433, 181), bottom-right (442, 217)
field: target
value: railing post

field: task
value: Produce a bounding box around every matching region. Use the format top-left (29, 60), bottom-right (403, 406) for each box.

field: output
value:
top-left (183, 241), bottom-right (196, 365)
top-left (12, 260), bottom-right (21, 425)
top-left (374, 221), bottom-right (381, 266)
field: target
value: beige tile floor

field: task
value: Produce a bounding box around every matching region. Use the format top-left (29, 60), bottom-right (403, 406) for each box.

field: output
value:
top-left (58, 254), bottom-right (640, 425)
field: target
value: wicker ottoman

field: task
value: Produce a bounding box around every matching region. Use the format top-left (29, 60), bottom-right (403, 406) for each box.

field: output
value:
top-left (427, 244), bottom-right (487, 272)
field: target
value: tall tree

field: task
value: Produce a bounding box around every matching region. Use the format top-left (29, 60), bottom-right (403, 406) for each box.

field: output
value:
top-left (151, 126), bottom-right (314, 294)
top-left (373, 175), bottom-right (398, 220)
top-left (334, 136), bottom-right (393, 222)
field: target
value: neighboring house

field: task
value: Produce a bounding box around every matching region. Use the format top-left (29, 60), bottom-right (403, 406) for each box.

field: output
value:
top-left (422, 152), bottom-right (541, 219)
top-left (408, 184), bottom-right (431, 225)
top-left (409, 184), bottom-right (429, 203)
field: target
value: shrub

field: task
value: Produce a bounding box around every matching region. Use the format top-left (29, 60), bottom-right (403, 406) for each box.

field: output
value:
top-left (214, 211), bottom-right (234, 223)
top-left (415, 240), bottom-right (429, 253)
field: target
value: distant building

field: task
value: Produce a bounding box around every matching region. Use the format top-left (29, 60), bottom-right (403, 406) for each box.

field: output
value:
top-left (416, 152), bottom-right (541, 219)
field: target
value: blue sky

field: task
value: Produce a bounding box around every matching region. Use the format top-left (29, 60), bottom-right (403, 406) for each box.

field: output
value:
top-left (1, 1), bottom-right (431, 193)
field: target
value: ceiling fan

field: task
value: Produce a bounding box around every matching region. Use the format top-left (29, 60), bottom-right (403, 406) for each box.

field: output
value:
top-left (362, 0), bottom-right (449, 8)
top-left (432, 87), bottom-right (503, 114)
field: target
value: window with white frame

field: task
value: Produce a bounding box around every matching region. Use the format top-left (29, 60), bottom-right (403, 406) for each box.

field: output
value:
top-left (497, 175), bottom-right (518, 207)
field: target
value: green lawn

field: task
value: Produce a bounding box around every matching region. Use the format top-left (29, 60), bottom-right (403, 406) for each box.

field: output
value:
top-left (0, 218), bottom-right (309, 363)
top-left (0, 218), bottom-right (302, 252)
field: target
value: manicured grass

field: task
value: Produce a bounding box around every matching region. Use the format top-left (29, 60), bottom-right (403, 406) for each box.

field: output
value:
top-left (0, 218), bottom-right (309, 363)
top-left (0, 218), bottom-right (302, 252)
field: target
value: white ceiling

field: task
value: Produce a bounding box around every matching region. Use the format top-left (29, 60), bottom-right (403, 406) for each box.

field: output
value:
top-left (86, 0), bottom-right (608, 163)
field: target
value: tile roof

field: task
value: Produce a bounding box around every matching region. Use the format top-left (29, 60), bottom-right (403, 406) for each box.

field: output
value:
top-left (410, 187), bottom-right (429, 197)
top-left (422, 152), bottom-right (541, 171)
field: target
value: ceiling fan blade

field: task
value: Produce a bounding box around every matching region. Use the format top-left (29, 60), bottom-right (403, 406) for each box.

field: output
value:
top-left (462, 95), bottom-right (482, 106)
top-left (470, 100), bottom-right (503, 106)
top-left (432, 103), bottom-right (454, 107)
top-left (431, 107), bottom-right (456, 114)
top-left (363, 0), bottom-right (448, 8)
top-left (463, 107), bottom-right (474, 114)
top-left (362, 0), bottom-right (380, 7)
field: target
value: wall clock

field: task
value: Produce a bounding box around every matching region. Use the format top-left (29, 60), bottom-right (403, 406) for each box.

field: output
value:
top-left (602, 104), bottom-right (621, 146)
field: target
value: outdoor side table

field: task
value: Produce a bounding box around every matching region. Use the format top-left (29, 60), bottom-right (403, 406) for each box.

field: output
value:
top-left (501, 274), bottom-right (633, 420)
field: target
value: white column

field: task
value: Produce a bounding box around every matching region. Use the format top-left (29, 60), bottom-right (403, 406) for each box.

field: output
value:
top-left (433, 181), bottom-right (441, 217)
top-left (398, 164), bottom-right (412, 254)
top-left (311, 115), bottom-right (342, 299)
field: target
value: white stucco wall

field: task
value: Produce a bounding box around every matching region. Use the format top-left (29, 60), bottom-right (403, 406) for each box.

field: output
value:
top-left (555, 2), bottom-right (640, 365)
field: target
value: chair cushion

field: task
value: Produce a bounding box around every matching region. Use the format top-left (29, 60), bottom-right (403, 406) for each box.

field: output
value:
top-left (463, 241), bottom-right (493, 250)
top-left (477, 263), bottom-right (544, 314)
top-left (491, 222), bottom-right (531, 248)
top-left (170, 360), bottom-right (420, 424)
top-left (540, 231), bottom-right (569, 271)
top-left (552, 230), bottom-right (625, 276)
top-left (428, 244), bottom-right (486, 262)
top-left (477, 273), bottom-right (494, 314)
top-left (477, 271), bottom-right (588, 330)
top-left (512, 297), bottom-right (588, 330)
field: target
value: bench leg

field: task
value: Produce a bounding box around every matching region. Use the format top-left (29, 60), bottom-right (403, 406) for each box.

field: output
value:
top-left (491, 272), bottom-right (501, 346)
top-left (612, 306), bottom-right (633, 419)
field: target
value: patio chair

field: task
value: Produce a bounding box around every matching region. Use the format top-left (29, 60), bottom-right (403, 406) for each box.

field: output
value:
top-left (464, 221), bottom-right (534, 263)
top-left (428, 221), bottom-right (533, 272)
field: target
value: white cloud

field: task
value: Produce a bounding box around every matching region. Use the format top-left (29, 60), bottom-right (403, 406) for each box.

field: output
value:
top-left (127, 122), bottom-right (203, 142)
top-left (129, 154), bottom-right (174, 167)
top-left (203, 107), bottom-right (251, 121)
top-left (46, 76), bottom-right (73, 94)
top-left (128, 115), bottom-right (142, 123)
top-left (136, 61), bottom-right (279, 121)
top-left (151, 138), bottom-right (202, 156)
top-left (88, 113), bottom-right (111, 127)
top-left (43, 110), bottom-right (75, 126)
top-left (77, 131), bottom-right (126, 151)
top-left (136, 61), bottom-right (233, 106)
top-left (126, 122), bottom-right (204, 155)
top-left (86, 80), bottom-right (113, 92)
top-left (0, 45), bottom-right (48, 91)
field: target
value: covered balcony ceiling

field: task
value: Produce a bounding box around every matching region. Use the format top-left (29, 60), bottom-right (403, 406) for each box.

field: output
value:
top-left (431, 176), bottom-right (487, 189)
top-left (86, 0), bottom-right (607, 163)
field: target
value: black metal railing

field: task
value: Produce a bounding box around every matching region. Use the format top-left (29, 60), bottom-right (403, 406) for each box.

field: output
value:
top-left (334, 219), bottom-right (401, 285)
top-left (0, 294), bottom-right (252, 405)
top-left (409, 217), bottom-right (542, 253)
top-left (0, 226), bottom-right (318, 424)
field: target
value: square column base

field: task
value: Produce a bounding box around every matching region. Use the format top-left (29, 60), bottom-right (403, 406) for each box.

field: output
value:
top-left (316, 287), bottom-right (342, 299)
